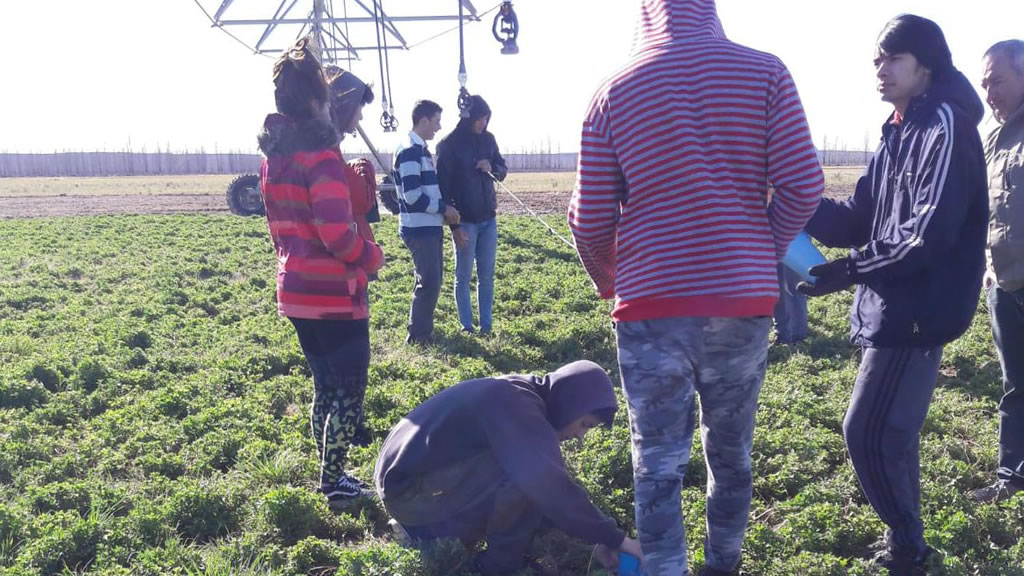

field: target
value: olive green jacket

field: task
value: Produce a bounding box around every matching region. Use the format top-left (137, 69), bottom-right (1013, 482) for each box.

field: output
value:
top-left (987, 103), bottom-right (1024, 292)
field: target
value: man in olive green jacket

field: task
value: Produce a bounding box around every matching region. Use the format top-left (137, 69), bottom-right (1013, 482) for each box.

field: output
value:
top-left (973, 39), bottom-right (1024, 503)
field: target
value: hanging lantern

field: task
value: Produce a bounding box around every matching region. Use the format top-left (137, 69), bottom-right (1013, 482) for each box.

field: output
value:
top-left (492, 2), bottom-right (519, 55)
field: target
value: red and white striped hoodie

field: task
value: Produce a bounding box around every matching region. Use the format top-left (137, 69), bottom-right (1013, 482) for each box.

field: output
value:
top-left (568, 0), bottom-right (824, 322)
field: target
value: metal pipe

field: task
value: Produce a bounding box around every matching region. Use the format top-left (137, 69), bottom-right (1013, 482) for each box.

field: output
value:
top-left (219, 16), bottom-right (470, 25)
top-left (322, 26), bottom-right (359, 59)
top-left (350, 0), bottom-right (408, 48)
top-left (212, 0), bottom-right (237, 22)
top-left (312, 0), bottom-right (327, 61)
top-left (258, 46), bottom-right (403, 54)
top-left (357, 125), bottom-right (392, 175)
top-left (461, 0), bottom-right (480, 18)
top-left (254, 0), bottom-right (301, 51)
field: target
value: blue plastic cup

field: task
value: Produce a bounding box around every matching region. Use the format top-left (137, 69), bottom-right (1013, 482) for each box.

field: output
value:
top-left (619, 552), bottom-right (645, 576)
top-left (782, 231), bottom-right (826, 284)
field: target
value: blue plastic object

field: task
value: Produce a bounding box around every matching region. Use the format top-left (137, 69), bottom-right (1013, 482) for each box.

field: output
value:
top-left (619, 552), bottom-right (645, 576)
top-left (782, 231), bottom-right (826, 284)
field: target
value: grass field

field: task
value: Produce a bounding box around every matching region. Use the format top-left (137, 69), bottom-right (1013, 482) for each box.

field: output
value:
top-left (0, 167), bottom-right (864, 198)
top-left (0, 214), bottom-right (1020, 576)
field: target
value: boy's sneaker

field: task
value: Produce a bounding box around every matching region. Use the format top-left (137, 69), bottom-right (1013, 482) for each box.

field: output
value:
top-left (698, 567), bottom-right (739, 576)
top-left (871, 545), bottom-right (941, 575)
top-left (346, 473), bottom-right (371, 490)
top-left (321, 473), bottom-right (374, 509)
top-left (405, 334), bottom-right (434, 346)
top-left (970, 480), bottom-right (1021, 504)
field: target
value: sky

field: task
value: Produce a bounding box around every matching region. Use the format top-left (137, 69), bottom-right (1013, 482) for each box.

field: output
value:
top-left (1, 0), bottom-right (1022, 155)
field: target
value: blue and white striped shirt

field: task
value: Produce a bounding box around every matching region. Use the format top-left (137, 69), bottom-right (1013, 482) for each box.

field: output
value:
top-left (394, 131), bottom-right (447, 232)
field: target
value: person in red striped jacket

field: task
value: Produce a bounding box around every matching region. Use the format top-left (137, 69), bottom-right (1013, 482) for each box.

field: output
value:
top-left (257, 37), bottom-right (385, 509)
top-left (568, 1), bottom-right (824, 574)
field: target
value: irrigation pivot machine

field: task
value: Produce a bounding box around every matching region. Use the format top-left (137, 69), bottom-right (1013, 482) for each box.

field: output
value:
top-left (194, 0), bottom-right (520, 216)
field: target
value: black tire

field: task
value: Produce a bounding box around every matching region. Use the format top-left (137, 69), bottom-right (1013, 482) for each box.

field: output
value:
top-left (226, 173), bottom-right (264, 216)
top-left (378, 174), bottom-right (400, 215)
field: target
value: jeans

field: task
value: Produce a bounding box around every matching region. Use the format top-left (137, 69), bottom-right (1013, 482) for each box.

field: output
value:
top-left (774, 264), bottom-right (808, 343)
top-left (401, 228), bottom-right (444, 341)
top-left (616, 316), bottom-right (770, 575)
top-left (454, 218), bottom-right (498, 332)
top-left (988, 285), bottom-right (1024, 489)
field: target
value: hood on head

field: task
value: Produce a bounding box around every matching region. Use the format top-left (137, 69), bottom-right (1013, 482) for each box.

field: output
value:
top-left (466, 95), bottom-right (491, 121)
top-left (633, 0), bottom-right (725, 53)
top-left (327, 67), bottom-right (373, 136)
top-left (542, 361), bottom-right (618, 430)
top-left (915, 68), bottom-right (985, 127)
top-left (450, 95), bottom-right (492, 137)
top-left (257, 113), bottom-right (341, 157)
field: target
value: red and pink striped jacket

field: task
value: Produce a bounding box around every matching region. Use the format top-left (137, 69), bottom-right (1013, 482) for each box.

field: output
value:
top-left (257, 114), bottom-right (384, 320)
top-left (569, 0), bottom-right (824, 322)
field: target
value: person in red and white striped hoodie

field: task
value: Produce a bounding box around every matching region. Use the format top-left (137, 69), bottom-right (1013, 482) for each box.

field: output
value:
top-left (258, 38), bottom-right (385, 510)
top-left (568, 1), bottom-right (824, 574)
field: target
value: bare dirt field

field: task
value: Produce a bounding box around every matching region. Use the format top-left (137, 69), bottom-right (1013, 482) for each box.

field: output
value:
top-left (0, 168), bottom-right (861, 219)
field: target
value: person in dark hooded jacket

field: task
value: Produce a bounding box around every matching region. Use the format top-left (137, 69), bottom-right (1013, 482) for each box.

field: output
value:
top-left (435, 95), bottom-right (507, 334)
top-left (799, 15), bottom-right (988, 575)
top-left (257, 37), bottom-right (385, 510)
top-left (374, 360), bottom-right (642, 575)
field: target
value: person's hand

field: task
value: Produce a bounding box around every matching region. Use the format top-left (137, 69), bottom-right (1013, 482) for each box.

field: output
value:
top-left (592, 543), bottom-right (618, 570)
top-left (796, 258), bottom-right (854, 297)
top-left (443, 205), bottom-right (461, 225)
top-left (453, 227), bottom-right (469, 248)
top-left (984, 269), bottom-right (997, 289)
top-left (619, 537), bottom-right (643, 566)
top-left (475, 159), bottom-right (492, 174)
top-left (593, 537), bottom-right (643, 571)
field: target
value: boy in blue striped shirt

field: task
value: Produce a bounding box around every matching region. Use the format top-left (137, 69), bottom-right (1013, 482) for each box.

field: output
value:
top-left (394, 100), bottom-right (460, 344)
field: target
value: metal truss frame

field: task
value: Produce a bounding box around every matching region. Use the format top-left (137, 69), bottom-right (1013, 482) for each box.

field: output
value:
top-left (208, 0), bottom-right (481, 62)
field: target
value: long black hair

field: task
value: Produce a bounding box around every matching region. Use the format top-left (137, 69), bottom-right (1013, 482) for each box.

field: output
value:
top-left (877, 14), bottom-right (953, 79)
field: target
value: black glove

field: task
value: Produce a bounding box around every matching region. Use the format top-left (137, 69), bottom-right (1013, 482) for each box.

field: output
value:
top-left (796, 258), bottom-right (855, 297)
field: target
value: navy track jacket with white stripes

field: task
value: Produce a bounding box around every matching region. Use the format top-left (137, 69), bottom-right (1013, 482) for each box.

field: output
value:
top-left (807, 69), bottom-right (988, 348)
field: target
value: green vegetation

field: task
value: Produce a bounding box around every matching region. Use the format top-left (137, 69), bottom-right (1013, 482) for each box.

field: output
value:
top-left (0, 214), bottom-right (1020, 575)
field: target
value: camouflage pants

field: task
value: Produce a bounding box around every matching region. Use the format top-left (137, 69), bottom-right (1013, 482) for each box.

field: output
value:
top-left (616, 316), bottom-right (770, 576)
top-left (290, 317), bottom-right (371, 487)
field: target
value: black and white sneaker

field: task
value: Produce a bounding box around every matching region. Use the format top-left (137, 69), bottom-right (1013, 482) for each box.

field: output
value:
top-left (871, 545), bottom-right (941, 576)
top-left (346, 472), bottom-right (371, 490)
top-left (970, 480), bottom-right (1021, 504)
top-left (321, 473), bottom-right (374, 509)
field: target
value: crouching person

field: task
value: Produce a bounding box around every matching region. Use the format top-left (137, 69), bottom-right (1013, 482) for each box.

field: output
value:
top-left (373, 360), bottom-right (642, 575)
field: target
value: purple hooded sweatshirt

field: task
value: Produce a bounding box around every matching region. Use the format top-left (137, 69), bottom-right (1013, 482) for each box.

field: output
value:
top-left (373, 360), bottom-right (624, 548)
